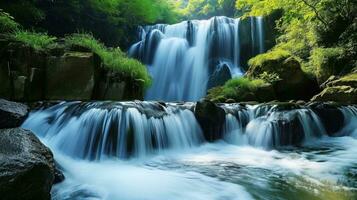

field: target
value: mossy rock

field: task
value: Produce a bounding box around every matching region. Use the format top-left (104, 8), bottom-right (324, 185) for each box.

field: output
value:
top-left (246, 50), bottom-right (319, 100)
top-left (311, 86), bottom-right (357, 104)
top-left (326, 72), bottom-right (357, 88)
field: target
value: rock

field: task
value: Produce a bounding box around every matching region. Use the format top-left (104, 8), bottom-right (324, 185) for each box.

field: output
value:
top-left (46, 52), bottom-right (96, 100)
top-left (207, 63), bottom-right (232, 89)
top-left (0, 99), bottom-right (29, 129)
top-left (53, 161), bottom-right (65, 184)
top-left (225, 98), bottom-right (236, 103)
top-left (0, 63), bottom-right (12, 99)
top-left (194, 99), bottom-right (226, 141)
top-left (0, 128), bottom-right (55, 200)
top-left (309, 102), bottom-right (345, 135)
top-left (326, 72), bottom-right (357, 88)
top-left (247, 53), bottom-right (319, 100)
top-left (320, 75), bottom-right (338, 88)
top-left (93, 69), bottom-right (144, 101)
top-left (13, 75), bottom-right (27, 101)
top-left (311, 86), bottom-right (357, 104)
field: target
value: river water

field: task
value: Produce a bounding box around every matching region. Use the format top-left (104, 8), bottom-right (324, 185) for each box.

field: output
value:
top-left (22, 102), bottom-right (357, 200)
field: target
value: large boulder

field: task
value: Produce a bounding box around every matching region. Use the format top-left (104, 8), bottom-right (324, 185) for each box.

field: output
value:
top-left (246, 51), bottom-right (319, 100)
top-left (0, 128), bottom-right (55, 200)
top-left (308, 102), bottom-right (345, 135)
top-left (0, 99), bottom-right (29, 129)
top-left (46, 52), bottom-right (97, 100)
top-left (194, 100), bottom-right (226, 141)
top-left (207, 63), bottom-right (232, 89)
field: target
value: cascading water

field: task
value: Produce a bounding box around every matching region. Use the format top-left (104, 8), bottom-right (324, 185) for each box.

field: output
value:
top-left (22, 102), bottom-right (357, 199)
top-left (129, 16), bottom-right (266, 101)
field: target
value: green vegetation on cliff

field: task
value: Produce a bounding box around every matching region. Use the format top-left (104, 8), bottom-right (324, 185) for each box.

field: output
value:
top-left (0, 10), bottom-right (152, 92)
top-left (65, 34), bottom-right (151, 88)
top-left (236, 0), bottom-right (356, 83)
top-left (205, 0), bottom-right (355, 103)
top-left (13, 30), bottom-right (56, 51)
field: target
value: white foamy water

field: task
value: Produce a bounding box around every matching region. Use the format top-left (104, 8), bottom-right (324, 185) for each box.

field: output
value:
top-left (22, 102), bottom-right (357, 199)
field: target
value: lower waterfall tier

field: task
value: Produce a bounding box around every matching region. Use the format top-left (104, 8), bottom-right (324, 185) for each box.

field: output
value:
top-left (22, 101), bottom-right (357, 160)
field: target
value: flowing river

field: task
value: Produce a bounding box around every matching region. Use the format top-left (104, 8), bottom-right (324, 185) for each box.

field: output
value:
top-left (22, 102), bottom-right (357, 200)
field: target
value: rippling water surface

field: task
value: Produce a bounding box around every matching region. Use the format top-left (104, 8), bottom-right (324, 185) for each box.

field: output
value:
top-left (49, 137), bottom-right (357, 200)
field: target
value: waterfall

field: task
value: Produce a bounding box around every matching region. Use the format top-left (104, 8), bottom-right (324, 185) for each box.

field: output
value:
top-left (222, 104), bottom-right (328, 148)
top-left (129, 16), bottom-right (266, 101)
top-left (22, 102), bottom-right (357, 161)
top-left (22, 101), bottom-right (204, 160)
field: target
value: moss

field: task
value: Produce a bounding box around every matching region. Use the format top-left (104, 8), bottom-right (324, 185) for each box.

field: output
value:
top-left (65, 34), bottom-right (151, 88)
top-left (309, 47), bottom-right (345, 83)
top-left (248, 49), bottom-right (291, 67)
top-left (12, 30), bottom-right (56, 51)
top-left (0, 10), bottom-right (19, 33)
top-left (207, 77), bottom-right (274, 102)
top-left (339, 72), bottom-right (357, 82)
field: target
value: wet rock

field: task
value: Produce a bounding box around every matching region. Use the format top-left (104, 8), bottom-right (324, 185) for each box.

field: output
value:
top-left (53, 161), bottom-right (65, 184)
top-left (0, 128), bottom-right (55, 200)
top-left (194, 99), bottom-right (226, 141)
top-left (0, 99), bottom-right (29, 129)
top-left (309, 102), bottom-right (345, 135)
top-left (207, 63), bottom-right (232, 89)
top-left (311, 86), bottom-right (357, 104)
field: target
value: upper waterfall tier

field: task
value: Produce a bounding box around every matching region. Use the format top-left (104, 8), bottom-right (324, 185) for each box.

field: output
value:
top-left (22, 101), bottom-right (357, 161)
top-left (129, 16), bottom-right (266, 101)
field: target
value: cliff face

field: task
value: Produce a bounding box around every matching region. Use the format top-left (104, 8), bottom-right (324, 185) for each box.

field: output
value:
top-left (0, 40), bottom-right (144, 102)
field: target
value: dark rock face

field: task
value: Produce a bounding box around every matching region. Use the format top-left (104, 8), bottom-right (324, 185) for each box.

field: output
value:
top-left (273, 114), bottom-right (305, 147)
top-left (309, 102), bottom-right (345, 135)
top-left (0, 99), bottom-right (29, 129)
top-left (0, 128), bottom-right (55, 200)
top-left (93, 69), bottom-right (144, 101)
top-left (194, 100), bottom-right (226, 141)
top-left (0, 40), bottom-right (144, 101)
top-left (207, 63), bottom-right (232, 89)
top-left (46, 52), bottom-right (97, 100)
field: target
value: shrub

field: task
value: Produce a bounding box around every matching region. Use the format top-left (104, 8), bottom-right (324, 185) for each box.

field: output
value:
top-left (13, 30), bottom-right (56, 50)
top-left (65, 34), bottom-right (151, 88)
top-left (0, 10), bottom-right (19, 33)
top-left (309, 47), bottom-right (345, 83)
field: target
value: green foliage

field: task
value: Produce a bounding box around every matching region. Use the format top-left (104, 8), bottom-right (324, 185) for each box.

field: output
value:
top-left (309, 47), bottom-right (345, 82)
top-left (13, 30), bottom-right (56, 50)
top-left (0, 10), bottom-right (20, 33)
top-left (238, 0), bottom-right (356, 81)
top-left (207, 77), bottom-right (271, 102)
top-left (258, 72), bottom-right (281, 83)
top-left (248, 48), bottom-right (290, 67)
top-left (177, 0), bottom-right (236, 19)
top-left (0, 0), bottom-right (179, 47)
top-left (223, 77), bottom-right (266, 93)
top-left (65, 34), bottom-right (151, 88)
